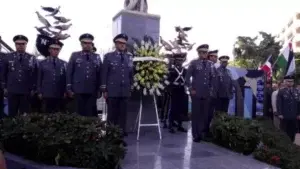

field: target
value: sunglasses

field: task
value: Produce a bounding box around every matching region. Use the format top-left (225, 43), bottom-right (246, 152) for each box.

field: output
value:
top-left (16, 43), bottom-right (26, 46)
top-left (82, 42), bottom-right (93, 45)
top-left (116, 41), bottom-right (126, 45)
top-left (50, 47), bottom-right (60, 51)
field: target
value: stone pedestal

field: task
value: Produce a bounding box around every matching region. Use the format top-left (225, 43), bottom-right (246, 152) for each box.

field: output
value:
top-left (112, 10), bottom-right (160, 43)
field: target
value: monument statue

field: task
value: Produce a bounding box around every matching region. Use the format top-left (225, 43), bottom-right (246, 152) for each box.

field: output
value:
top-left (124, 0), bottom-right (148, 13)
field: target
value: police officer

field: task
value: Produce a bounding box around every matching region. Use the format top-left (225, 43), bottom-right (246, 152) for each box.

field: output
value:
top-left (204, 50), bottom-right (219, 139)
top-left (167, 54), bottom-right (188, 133)
top-left (277, 76), bottom-right (300, 142)
top-left (215, 55), bottom-right (233, 113)
top-left (101, 33), bottom-right (133, 136)
top-left (2, 35), bottom-right (38, 117)
top-left (66, 33), bottom-right (102, 116)
top-left (0, 47), bottom-right (6, 118)
top-left (37, 40), bottom-right (67, 113)
top-left (185, 44), bottom-right (217, 142)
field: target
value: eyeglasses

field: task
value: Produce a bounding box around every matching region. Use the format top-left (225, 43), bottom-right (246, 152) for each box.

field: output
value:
top-left (16, 43), bottom-right (26, 46)
top-left (82, 42), bottom-right (93, 45)
top-left (198, 51), bottom-right (207, 54)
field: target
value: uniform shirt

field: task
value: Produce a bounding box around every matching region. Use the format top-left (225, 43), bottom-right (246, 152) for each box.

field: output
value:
top-left (271, 90), bottom-right (279, 112)
top-left (1, 52), bottom-right (38, 94)
top-left (66, 51), bottom-right (101, 94)
top-left (185, 58), bottom-right (217, 98)
top-left (216, 66), bottom-right (233, 99)
top-left (37, 57), bottom-right (67, 98)
top-left (277, 87), bottom-right (300, 119)
top-left (0, 52), bottom-right (6, 88)
top-left (101, 51), bottom-right (133, 97)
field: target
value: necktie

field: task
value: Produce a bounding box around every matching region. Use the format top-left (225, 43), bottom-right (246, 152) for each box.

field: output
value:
top-left (86, 53), bottom-right (90, 61)
top-left (120, 53), bottom-right (124, 62)
top-left (202, 60), bottom-right (206, 69)
top-left (53, 58), bottom-right (56, 67)
top-left (18, 54), bottom-right (23, 62)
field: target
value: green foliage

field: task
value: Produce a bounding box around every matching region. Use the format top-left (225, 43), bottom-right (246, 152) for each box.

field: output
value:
top-left (0, 113), bottom-right (126, 169)
top-left (233, 31), bottom-right (281, 69)
top-left (211, 113), bottom-right (300, 169)
top-left (229, 58), bottom-right (258, 69)
top-left (132, 35), bottom-right (169, 96)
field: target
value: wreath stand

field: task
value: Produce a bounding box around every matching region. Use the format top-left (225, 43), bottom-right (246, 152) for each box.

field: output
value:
top-left (134, 94), bottom-right (162, 141)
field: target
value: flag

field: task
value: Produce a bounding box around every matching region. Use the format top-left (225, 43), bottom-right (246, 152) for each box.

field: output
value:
top-left (259, 55), bottom-right (272, 79)
top-left (276, 42), bottom-right (295, 76)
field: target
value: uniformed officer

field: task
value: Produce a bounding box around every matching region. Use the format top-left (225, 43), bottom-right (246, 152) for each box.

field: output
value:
top-left (37, 40), bottom-right (67, 113)
top-left (185, 44), bottom-right (217, 142)
top-left (204, 50), bottom-right (219, 139)
top-left (167, 54), bottom-right (188, 133)
top-left (66, 33), bottom-right (102, 116)
top-left (2, 35), bottom-right (38, 117)
top-left (101, 33), bottom-right (133, 136)
top-left (0, 48), bottom-right (6, 118)
top-left (215, 55), bottom-right (233, 113)
top-left (277, 76), bottom-right (300, 142)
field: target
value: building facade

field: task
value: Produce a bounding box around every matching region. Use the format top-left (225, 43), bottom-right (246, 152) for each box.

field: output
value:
top-left (276, 13), bottom-right (300, 53)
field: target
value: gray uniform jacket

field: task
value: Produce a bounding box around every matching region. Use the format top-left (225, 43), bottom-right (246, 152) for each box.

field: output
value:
top-left (37, 57), bottom-right (67, 98)
top-left (101, 51), bottom-right (133, 97)
top-left (66, 51), bottom-right (101, 94)
top-left (1, 52), bottom-right (38, 94)
top-left (277, 87), bottom-right (300, 119)
top-left (216, 66), bottom-right (233, 99)
top-left (185, 59), bottom-right (217, 98)
top-left (0, 52), bottom-right (6, 89)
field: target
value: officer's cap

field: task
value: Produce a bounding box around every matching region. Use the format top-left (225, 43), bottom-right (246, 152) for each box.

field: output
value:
top-left (219, 55), bottom-right (230, 62)
top-left (13, 35), bottom-right (28, 43)
top-left (49, 40), bottom-right (64, 49)
top-left (79, 33), bottom-right (94, 43)
top-left (196, 44), bottom-right (209, 52)
top-left (208, 50), bottom-right (218, 57)
top-left (113, 33), bottom-right (128, 43)
top-left (284, 75), bottom-right (295, 80)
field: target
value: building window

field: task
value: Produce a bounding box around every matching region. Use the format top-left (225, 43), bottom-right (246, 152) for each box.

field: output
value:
top-left (296, 41), bottom-right (300, 48)
top-left (297, 13), bottom-right (300, 19)
top-left (296, 27), bottom-right (300, 33)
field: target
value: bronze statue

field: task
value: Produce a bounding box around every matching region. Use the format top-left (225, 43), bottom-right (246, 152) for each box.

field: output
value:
top-left (124, 0), bottom-right (148, 13)
top-left (160, 26), bottom-right (195, 54)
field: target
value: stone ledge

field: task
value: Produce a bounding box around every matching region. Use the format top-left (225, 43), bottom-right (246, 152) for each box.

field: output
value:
top-left (112, 10), bottom-right (160, 21)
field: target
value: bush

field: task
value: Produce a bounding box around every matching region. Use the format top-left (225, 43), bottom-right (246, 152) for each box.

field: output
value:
top-left (210, 112), bottom-right (261, 155)
top-left (211, 113), bottom-right (300, 169)
top-left (0, 113), bottom-right (126, 169)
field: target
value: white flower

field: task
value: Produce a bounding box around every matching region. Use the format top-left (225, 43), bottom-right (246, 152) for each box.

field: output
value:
top-left (133, 82), bottom-right (138, 87)
top-left (164, 80), bottom-right (170, 85)
top-left (149, 88), bottom-right (154, 95)
top-left (143, 88), bottom-right (147, 95)
top-left (158, 83), bottom-right (165, 90)
top-left (155, 88), bottom-right (161, 96)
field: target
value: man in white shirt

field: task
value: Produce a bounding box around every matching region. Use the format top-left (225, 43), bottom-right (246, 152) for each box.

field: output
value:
top-left (271, 82), bottom-right (281, 129)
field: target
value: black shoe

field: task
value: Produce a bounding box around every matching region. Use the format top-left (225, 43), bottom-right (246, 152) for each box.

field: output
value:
top-left (169, 128), bottom-right (176, 133)
top-left (193, 137), bottom-right (201, 143)
top-left (177, 126), bottom-right (187, 133)
top-left (123, 132), bottom-right (128, 137)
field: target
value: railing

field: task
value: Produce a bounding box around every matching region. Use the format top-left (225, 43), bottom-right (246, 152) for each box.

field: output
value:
top-left (0, 36), bottom-right (14, 53)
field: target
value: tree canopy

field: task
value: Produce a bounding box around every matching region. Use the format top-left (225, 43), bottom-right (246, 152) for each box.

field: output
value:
top-left (232, 31), bottom-right (281, 69)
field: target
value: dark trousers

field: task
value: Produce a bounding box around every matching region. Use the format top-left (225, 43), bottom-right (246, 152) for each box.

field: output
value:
top-left (281, 119), bottom-right (297, 142)
top-left (7, 93), bottom-right (30, 117)
top-left (31, 94), bottom-right (42, 113)
top-left (191, 97), bottom-right (210, 139)
top-left (44, 98), bottom-right (64, 113)
top-left (75, 94), bottom-right (97, 117)
top-left (204, 98), bottom-right (217, 134)
top-left (169, 87), bottom-right (187, 127)
top-left (107, 97), bottom-right (128, 133)
top-left (216, 97), bottom-right (230, 113)
top-left (0, 89), bottom-right (3, 118)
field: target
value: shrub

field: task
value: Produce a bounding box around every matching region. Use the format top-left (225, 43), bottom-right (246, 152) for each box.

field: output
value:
top-left (211, 113), bottom-right (300, 169)
top-left (210, 112), bottom-right (261, 155)
top-left (0, 113), bottom-right (126, 169)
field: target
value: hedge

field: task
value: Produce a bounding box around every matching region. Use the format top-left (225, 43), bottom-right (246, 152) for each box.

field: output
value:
top-left (0, 113), bottom-right (126, 169)
top-left (210, 113), bottom-right (300, 169)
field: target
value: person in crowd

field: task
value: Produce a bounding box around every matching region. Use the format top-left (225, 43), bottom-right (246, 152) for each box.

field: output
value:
top-left (167, 54), bottom-right (188, 133)
top-left (204, 50), bottom-right (219, 139)
top-left (1, 35), bottom-right (38, 117)
top-left (37, 40), bottom-right (67, 113)
top-left (66, 33), bottom-right (102, 116)
top-left (277, 76), bottom-right (300, 142)
top-left (271, 82), bottom-right (281, 128)
top-left (264, 82), bottom-right (273, 120)
top-left (0, 47), bottom-right (6, 118)
top-left (101, 33), bottom-right (133, 136)
top-left (0, 143), bottom-right (7, 169)
top-left (185, 44), bottom-right (217, 142)
top-left (215, 55), bottom-right (234, 113)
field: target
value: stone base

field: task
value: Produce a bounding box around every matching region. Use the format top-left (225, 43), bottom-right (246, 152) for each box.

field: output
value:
top-left (112, 10), bottom-right (160, 44)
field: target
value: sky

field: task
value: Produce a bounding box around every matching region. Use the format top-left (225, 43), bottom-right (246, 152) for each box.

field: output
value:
top-left (1, 0), bottom-right (300, 62)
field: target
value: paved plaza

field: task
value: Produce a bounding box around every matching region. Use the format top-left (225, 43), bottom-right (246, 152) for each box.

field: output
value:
top-left (122, 125), bottom-right (278, 169)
